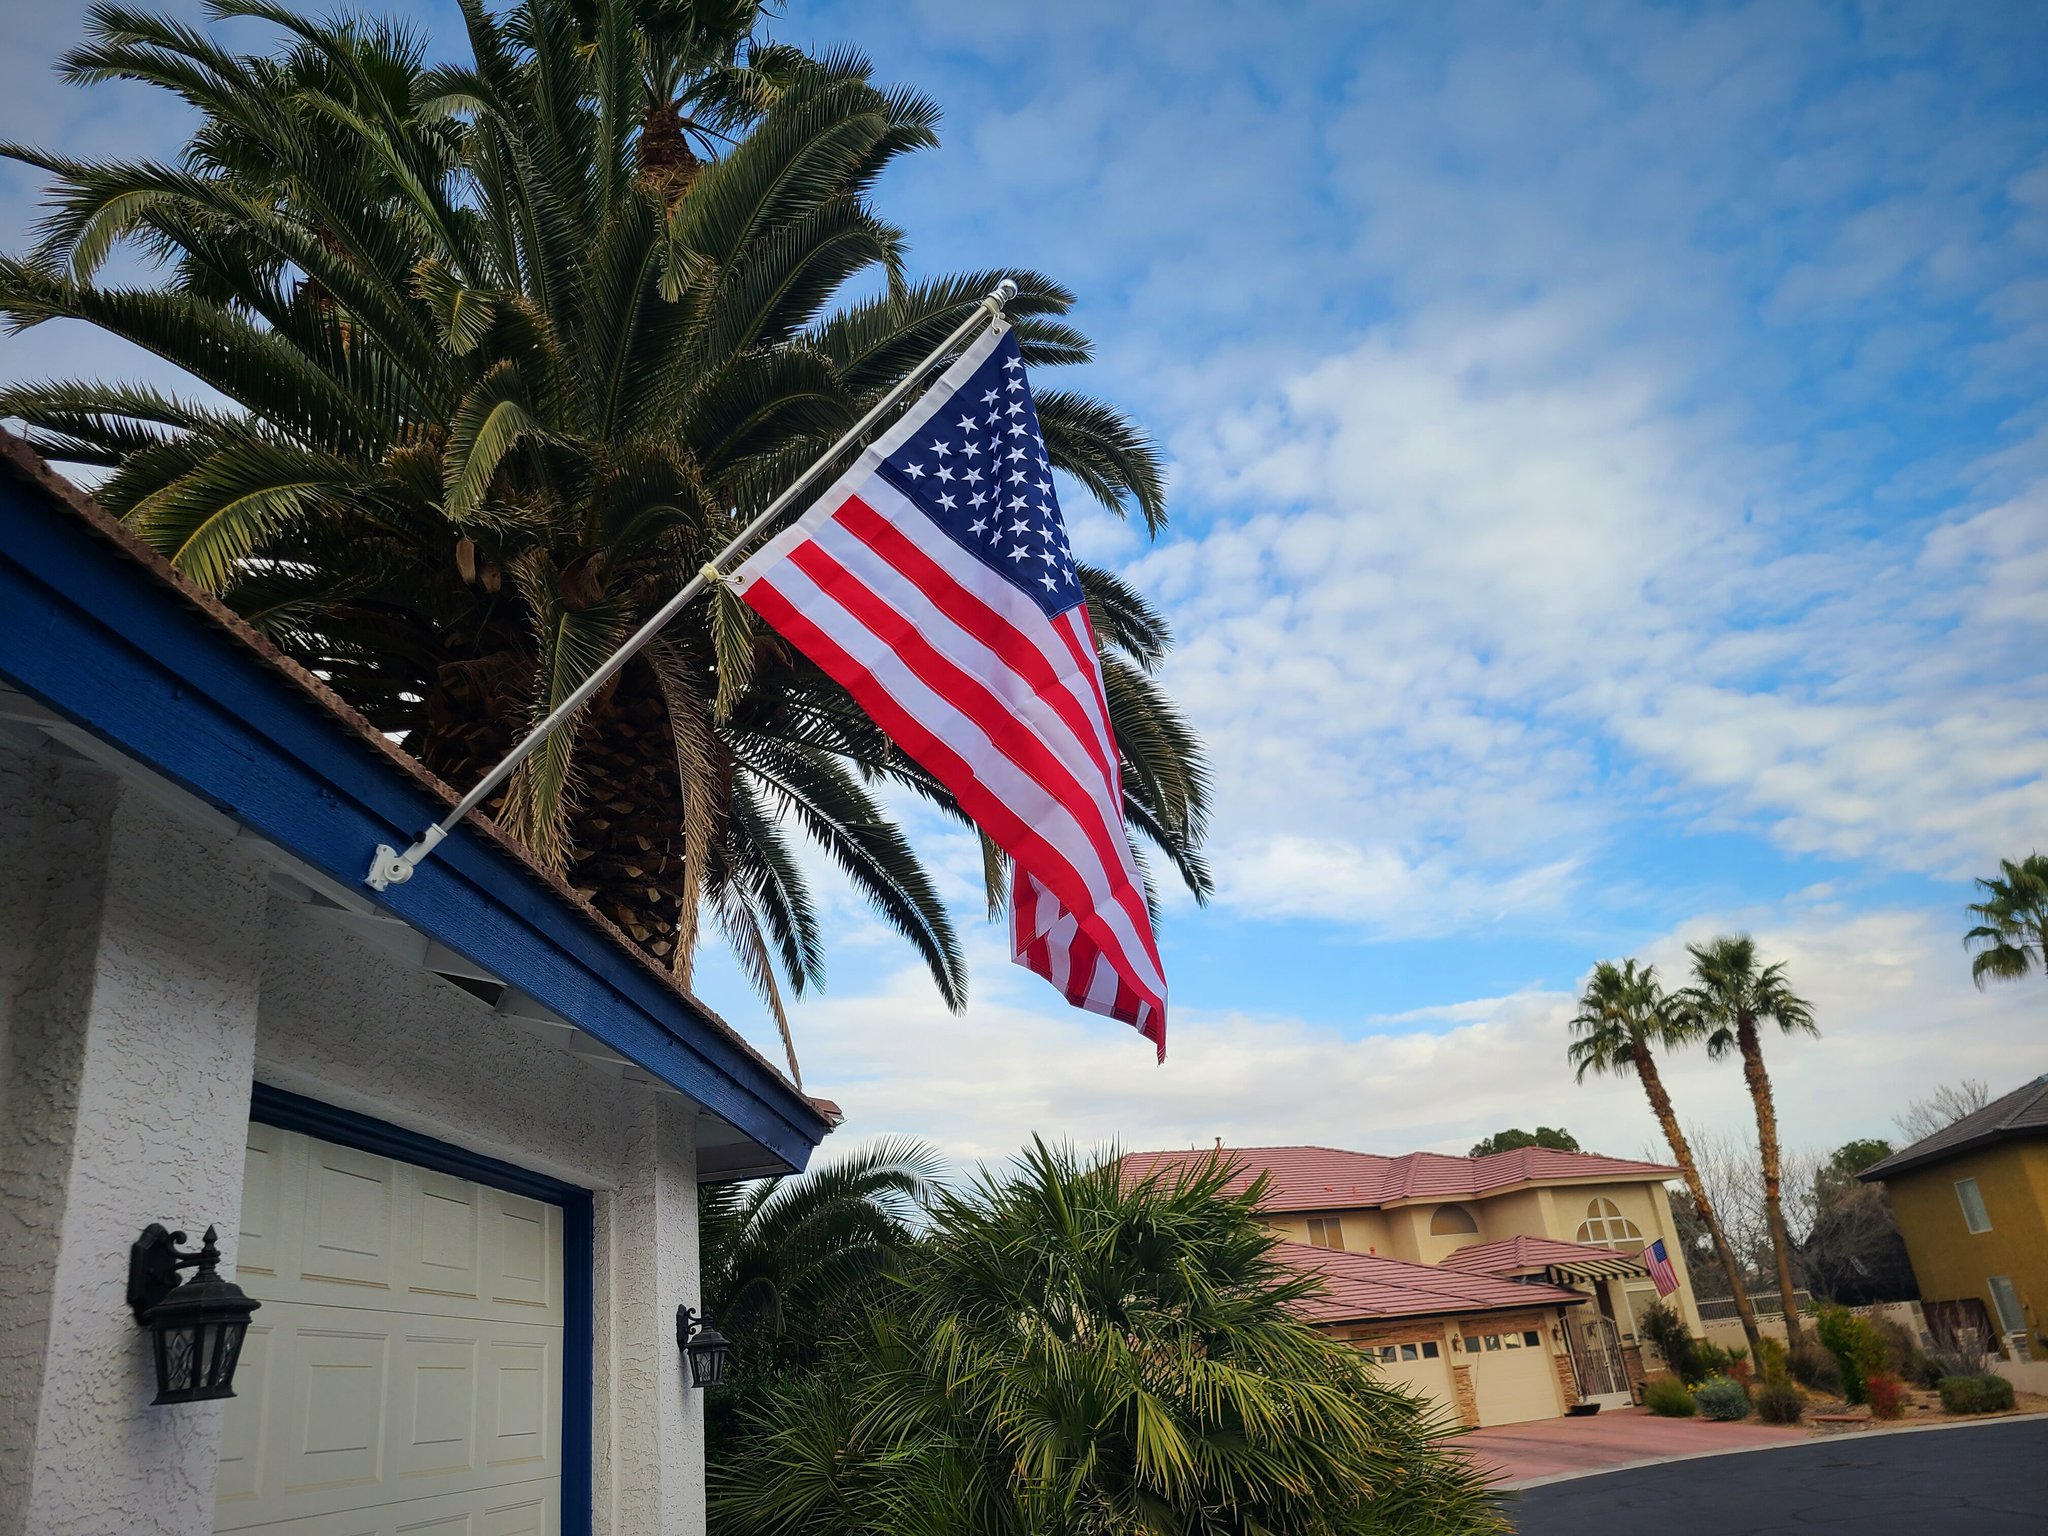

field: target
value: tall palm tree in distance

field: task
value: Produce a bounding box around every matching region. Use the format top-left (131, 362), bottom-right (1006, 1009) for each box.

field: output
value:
top-left (0, 1), bottom-right (1211, 1081)
top-left (1569, 959), bottom-right (1764, 1362)
top-left (1964, 852), bottom-right (2048, 989)
top-left (1682, 934), bottom-right (1817, 1345)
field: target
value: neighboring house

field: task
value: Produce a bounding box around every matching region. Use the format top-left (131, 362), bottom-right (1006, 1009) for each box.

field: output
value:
top-left (1861, 1072), bottom-right (2048, 1361)
top-left (0, 435), bottom-right (837, 1536)
top-left (1124, 1143), bottom-right (1703, 1421)
top-left (1276, 1242), bottom-right (1592, 1427)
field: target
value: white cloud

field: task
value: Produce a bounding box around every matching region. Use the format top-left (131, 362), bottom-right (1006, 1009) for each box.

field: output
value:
top-left (790, 898), bottom-right (2044, 1170)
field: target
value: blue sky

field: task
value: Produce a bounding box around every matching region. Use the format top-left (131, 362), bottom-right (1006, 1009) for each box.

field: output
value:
top-left (3, 1), bottom-right (2043, 1164)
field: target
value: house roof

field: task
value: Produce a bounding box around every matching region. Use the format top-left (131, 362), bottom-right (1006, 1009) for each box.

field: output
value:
top-left (1440, 1235), bottom-right (1647, 1283)
top-left (1860, 1073), bottom-right (2048, 1182)
top-left (1272, 1241), bottom-right (1588, 1324)
top-left (1122, 1144), bottom-right (1681, 1213)
top-left (0, 432), bottom-right (832, 1177)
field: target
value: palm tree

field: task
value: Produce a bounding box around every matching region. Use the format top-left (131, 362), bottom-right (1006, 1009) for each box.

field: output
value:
top-left (699, 1136), bottom-right (941, 1390)
top-left (711, 1141), bottom-right (1503, 1536)
top-left (1681, 935), bottom-right (1816, 1344)
top-left (1964, 853), bottom-right (2048, 989)
top-left (0, 2), bottom-right (1211, 1080)
top-left (1568, 959), bottom-right (1765, 1362)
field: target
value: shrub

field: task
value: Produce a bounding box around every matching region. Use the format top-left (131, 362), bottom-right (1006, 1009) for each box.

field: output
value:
top-left (1693, 1375), bottom-right (1752, 1421)
top-left (1754, 1377), bottom-right (1804, 1424)
top-left (1754, 1334), bottom-right (1789, 1383)
top-left (1814, 1305), bottom-right (1888, 1404)
top-left (1865, 1371), bottom-right (1906, 1420)
top-left (1938, 1374), bottom-right (2016, 1414)
top-left (1644, 1375), bottom-right (1697, 1417)
top-left (1872, 1315), bottom-right (1928, 1386)
top-left (1640, 1302), bottom-right (1705, 1383)
top-left (1694, 1340), bottom-right (1739, 1380)
top-left (1788, 1338), bottom-right (1842, 1394)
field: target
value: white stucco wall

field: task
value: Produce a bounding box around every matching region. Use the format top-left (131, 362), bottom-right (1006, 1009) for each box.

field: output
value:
top-left (1, 742), bottom-right (712, 1536)
top-left (0, 751), bottom-right (267, 1536)
top-left (255, 900), bottom-right (707, 1536)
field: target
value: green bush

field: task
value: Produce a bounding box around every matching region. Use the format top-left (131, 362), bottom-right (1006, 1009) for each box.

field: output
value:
top-left (1872, 1315), bottom-right (1928, 1387)
top-left (1644, 1375), bottom-right (1697, 1417)
top-left (1638, 1300), bottom-right (1729, 1384)
top-left (1938, 1374), bottom-right (2016, 1414)
top-left (1788, 1338), bottom-right (1841, 1393)
top-left (1754, 1334), bottom-right (1789, 1383)
top-left (1814, 1305), bottom-right (1888, 1404)
top-left (1754, 1377), bottom-right (1804, 1424)
top-left (1693, 1375), bottom-right (1752, 1421)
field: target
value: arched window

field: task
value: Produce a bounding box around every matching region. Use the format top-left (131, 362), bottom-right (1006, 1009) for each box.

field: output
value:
top-left (1429, 1204), bottom-right (1479, 1236)
top-left (1575, 1197), bottom-right (1644, 1253)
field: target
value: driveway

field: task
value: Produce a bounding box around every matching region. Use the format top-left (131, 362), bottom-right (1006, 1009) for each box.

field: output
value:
top-left (1508, 1418), bottom-right (2048, 1535)
top-left (1464, 1407), bottom-right (1807, 1486)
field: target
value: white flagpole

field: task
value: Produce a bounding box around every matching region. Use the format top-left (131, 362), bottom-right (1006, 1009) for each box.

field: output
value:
top-left (365, 279), bottom-right (1019, 891)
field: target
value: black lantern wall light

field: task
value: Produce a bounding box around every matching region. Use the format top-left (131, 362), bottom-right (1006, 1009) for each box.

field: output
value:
top-left (675, 1305), bottom-right (731, 1389)
top-left (127, 1224), bottom-right (260, 1404)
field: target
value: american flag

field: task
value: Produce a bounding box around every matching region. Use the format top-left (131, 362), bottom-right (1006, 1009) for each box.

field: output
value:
top-left (1644, 1238), bottom-right (1680, 1297)
top-left (730, 323), bottom-right (1168, 1057)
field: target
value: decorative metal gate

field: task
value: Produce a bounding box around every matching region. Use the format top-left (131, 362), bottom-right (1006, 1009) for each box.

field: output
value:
top-left (1568, 1313), bottom-right (1629, 1399)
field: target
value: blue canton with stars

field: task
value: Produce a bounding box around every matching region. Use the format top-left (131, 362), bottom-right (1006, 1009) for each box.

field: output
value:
top-left (873, 328), bottom-right (1081, 618)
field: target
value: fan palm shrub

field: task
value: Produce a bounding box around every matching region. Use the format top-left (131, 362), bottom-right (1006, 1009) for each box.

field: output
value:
top-left (1964, 852), bottom-right (2048, 988)
top-left (1568, 958), bottom-right (1765, 1360)
top-left (710, 1141), bottom-right (1504, 1536)
top-left (0, 1), bottom-right (1210, 1077)
top-left (1682, 936), bottom-right (1816, 1345)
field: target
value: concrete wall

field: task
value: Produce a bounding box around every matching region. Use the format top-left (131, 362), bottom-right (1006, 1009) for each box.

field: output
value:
top-left (1, 744), bottom-right (712, 1536)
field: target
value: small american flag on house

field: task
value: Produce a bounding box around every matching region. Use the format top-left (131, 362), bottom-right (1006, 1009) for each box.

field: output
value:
top-left (730, 322), bottom-right (1168, 1056)
top-left (1644, 1238), bottom-right (1680, 1296)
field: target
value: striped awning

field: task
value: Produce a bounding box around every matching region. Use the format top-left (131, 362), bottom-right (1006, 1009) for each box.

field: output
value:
top-left (1542, 1254), bottom-right (1648, 1284)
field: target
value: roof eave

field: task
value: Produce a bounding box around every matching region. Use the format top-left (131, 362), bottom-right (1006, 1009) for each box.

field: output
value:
top-left (0, 440), bottom-right (831, 1174)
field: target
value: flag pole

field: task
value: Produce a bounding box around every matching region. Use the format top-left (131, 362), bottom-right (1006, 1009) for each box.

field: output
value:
top-left (365, 279), bottom-right (1019, 891)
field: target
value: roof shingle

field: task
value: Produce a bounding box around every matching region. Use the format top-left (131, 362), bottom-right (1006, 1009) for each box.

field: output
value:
top-left (1438, 1235), bottom-right (1642, 1277)
top-left (1272, 1241), bottom-right (1588, 1323)
top-left (1861, 1072), bottom-right (2048, 1181)
top-left (1122, 1143), bottom-right (1680, 1213)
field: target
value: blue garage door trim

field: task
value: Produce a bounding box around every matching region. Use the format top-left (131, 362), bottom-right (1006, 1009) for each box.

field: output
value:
top-left (249, 1083), bottom-right (593, 1536)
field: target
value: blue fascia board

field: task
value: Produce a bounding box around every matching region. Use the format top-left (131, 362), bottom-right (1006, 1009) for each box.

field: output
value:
top-left (0, 470), bottom-right (828, 1173)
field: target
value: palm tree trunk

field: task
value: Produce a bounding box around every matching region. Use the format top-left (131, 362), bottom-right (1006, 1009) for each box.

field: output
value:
top-left (1634, 1045), bottom-right (1765, 1362)
top-left (1737, 1018), bottom-right (1805, 1345)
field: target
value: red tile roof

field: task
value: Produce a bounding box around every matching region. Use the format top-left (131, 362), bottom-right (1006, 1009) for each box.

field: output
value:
top-left (1272, 1241), bottom-right (1588, 1324)
top-left (1122, 1144), bottom-right (1680, 1212)
top-left (1438, 1236), bottom-right (1642, 1277)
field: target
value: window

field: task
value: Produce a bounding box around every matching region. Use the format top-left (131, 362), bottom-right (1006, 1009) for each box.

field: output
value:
top-left (1484, 1333), bottom-right (1502, 1351)
top-left (1523, 1330), bottom-right (1542, 1348)
top-left (1989, 1277), bottom-right (2026, 1335)
top-left (1504, 1332), bottom-right (1524, 1348)
top-left (1379, 1346), bottom-right (1399, 1363)
top-left (1429, 1204), bottom-right (1479, 1236)
top-left (1400, 1342), bottom-right (1419, 1360)
top-left (1306, 1216), bottom-right (1346, 1250)
top-left (1462, 1335), bottom-right (1479, 1352)
top-left (1421, 1340), bottom-right (1440, 1358)
top-left (1575, 1197), bottom-right (1646, 1254)
top-left (1955, 1179), bottom-right (1992, 1234)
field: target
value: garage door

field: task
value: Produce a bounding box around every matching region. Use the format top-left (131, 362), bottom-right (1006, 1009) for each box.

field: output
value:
top-left (1460, 1325), bottom-right (1563, 1427)
top-left (1361, 1338), bottom-right (1456, 1419)
top-left (214, 1121), bottom-right (565, 1535)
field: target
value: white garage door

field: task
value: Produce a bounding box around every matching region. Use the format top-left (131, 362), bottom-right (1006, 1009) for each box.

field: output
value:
top-left (215, 1121), bottom-right (565, 1535)
top-left (1361, 1338), bottom-right (1456, 1419)
top-left (1460, 1325), bottom-right (1563, 1427)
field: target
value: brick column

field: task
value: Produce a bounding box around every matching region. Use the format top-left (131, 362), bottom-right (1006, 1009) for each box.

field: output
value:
top-left (1450, 1365), bottom-right (1480, 1427)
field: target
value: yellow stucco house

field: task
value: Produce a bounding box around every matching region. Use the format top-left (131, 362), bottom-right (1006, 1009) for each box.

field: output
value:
top-left (1861, 1072), bottom-right (2048, 1359)
top-left (1123, 1143), bottom-right (1703, 1425)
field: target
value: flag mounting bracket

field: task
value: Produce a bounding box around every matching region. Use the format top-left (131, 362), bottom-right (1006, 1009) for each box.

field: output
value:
top-left (365, 278), bottom-right (1020, 893)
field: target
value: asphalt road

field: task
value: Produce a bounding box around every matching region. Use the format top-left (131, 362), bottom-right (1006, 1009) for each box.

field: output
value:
top-left (1509, 1418), bottom-right (2048, 1536)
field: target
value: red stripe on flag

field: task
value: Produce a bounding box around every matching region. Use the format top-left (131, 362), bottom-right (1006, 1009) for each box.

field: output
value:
top-left (783, 538), bottom-right (1163, 981)
top-left (742, 571), bottom-right (1165, 1029)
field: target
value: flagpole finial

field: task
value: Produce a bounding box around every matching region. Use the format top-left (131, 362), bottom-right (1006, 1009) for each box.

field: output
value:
top-left (990, 277), bottom-right (1019, 313)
